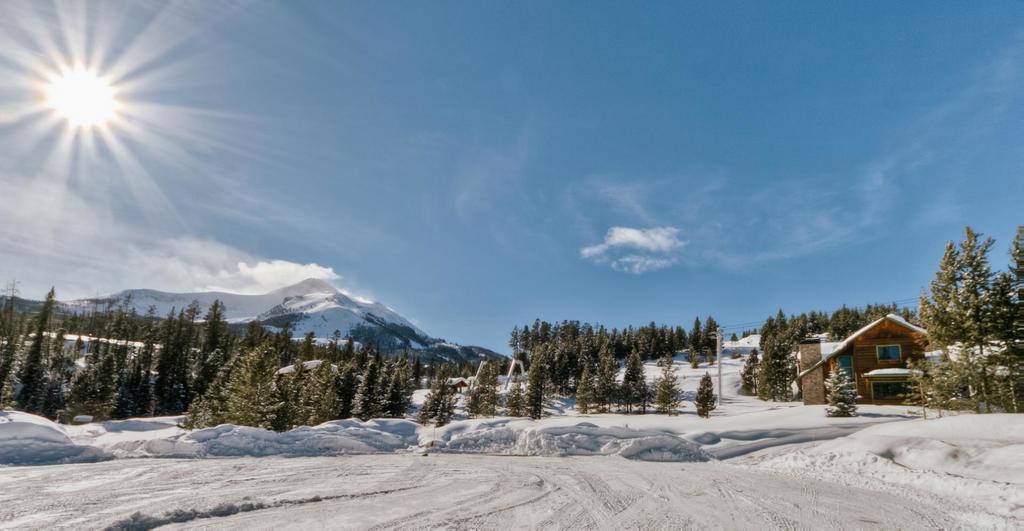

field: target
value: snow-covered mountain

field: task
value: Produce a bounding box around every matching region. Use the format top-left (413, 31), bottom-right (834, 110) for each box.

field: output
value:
top-left (64, 279), bottom-right (502, 363)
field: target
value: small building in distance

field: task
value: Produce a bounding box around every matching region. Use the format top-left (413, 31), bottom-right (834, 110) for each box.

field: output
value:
top-left (795, 314), bottom-right (928, 405)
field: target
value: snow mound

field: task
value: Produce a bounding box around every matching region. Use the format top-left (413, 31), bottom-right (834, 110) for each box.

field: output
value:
top-left (760, 414), bottom-right (1024, 519)
top-left (0, 411), bottom-right (99, 465)
top-left (105, 418), bottom-right (420, 458)
top-left (428, 419), bottom-right (712, 462)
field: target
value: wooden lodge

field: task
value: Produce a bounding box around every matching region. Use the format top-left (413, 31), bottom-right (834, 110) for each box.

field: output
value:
top-left (795, 314), bottom-right (928, 405)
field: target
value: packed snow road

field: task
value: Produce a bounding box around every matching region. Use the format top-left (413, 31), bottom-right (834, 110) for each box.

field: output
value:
top-left (1, 454), bottom-right (965, 530)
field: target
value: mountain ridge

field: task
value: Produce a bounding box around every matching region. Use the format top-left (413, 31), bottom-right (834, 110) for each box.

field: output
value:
top-left (59, 279), bottom-right (504, 364)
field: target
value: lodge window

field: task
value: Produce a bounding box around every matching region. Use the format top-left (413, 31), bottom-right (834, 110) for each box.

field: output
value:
top-left (876, 344), bottom-right (901, 361)
top-left (871, 381), bottom-right (908, 400)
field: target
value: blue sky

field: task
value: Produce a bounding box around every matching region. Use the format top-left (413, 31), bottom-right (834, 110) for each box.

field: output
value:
top-left (1, 2), bottom-right (1022, 352)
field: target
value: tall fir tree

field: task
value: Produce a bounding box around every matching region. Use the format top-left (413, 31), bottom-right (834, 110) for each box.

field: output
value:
top-left (689, 317), bottom-right (703, 368)
top-left (575, 362), bottom-right (596, 414)
top-left (595, 342), bottom-right (618, 412)
top-left (16, 288), bottom-right (56, 413)
top-left (621, 349), bottom-right (647, 414)
top-left (740, 348), bottom-right (760, 396)
top-left (525, 346), bottom-right (547, 419)
top-left (653, 354), bottom-right (682, 415)
top-left (223, 349), bottom-right (279, 430)
top-left (334, 362), bottom-right (358, 419)
top-left (303, 360), bottom-right (339, 425)
top-left (353, 354), bottom-right (382, 421)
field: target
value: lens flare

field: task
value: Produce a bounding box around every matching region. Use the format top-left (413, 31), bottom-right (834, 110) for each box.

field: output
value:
top-left (45, 67), bottom-right (118, 126)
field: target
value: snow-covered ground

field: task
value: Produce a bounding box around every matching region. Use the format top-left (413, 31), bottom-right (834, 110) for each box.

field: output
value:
top-left (2, 352), bottom-right (1021, 527)
top-left (0, 454), bottom-right (987, 529)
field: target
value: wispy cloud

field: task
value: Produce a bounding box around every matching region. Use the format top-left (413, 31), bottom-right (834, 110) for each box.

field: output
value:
top-left (581, 226), bottom-right (686, 274)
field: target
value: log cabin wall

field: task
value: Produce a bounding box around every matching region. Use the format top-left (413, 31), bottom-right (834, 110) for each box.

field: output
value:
top-left (844, 320), bottom-right (927, 403)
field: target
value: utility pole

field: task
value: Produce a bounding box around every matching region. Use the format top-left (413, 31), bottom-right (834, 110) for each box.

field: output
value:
top-left (715, 329), bottom-right (723, 407)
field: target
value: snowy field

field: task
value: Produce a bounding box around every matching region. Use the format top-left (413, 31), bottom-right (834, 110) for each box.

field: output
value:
top-left (2, 351), bottom-right (1022, 528)
top-left (0, 454), bottom-right (992, 529)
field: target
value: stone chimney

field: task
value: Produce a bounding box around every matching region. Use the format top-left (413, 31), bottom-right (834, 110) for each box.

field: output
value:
top-left (797, 338), bottom-right (826, 405)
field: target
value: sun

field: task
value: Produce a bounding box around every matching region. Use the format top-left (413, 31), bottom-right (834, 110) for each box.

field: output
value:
top-left (44, 67), bottom-right (118, 127)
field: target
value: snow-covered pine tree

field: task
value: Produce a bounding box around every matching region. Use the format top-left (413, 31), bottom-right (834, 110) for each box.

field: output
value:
top-left (695, 372), bottom-right (716, 418)
top-left (506, 381), bottom-right (526, 417)
top-left (653, 354), bottom-right (682, 415)
top-left (740, 348), bottom-right (760, 396)
top-left (824, 369), bottom-right (858, 417)
top-left (575, 362), bottom-right (596, 414)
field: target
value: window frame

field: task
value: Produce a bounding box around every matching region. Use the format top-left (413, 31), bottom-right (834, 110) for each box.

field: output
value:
top-left (875, 344), bottom-right (902, 362)
top-left (870, 380), bottom-right (908, 401)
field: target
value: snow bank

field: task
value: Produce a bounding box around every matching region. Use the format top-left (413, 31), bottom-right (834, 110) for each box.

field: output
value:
top-left (424, 419), bottom-right (711, 462)
top-left (0, 411), bottom-right (99, 465)
top-left (104, 419), bottom-right (420, 459)
top-left (759, 414), bottom-right (1024, 520)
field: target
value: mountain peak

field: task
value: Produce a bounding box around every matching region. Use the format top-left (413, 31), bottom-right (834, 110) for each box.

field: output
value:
top-left (273, 278), bottom-right (339, 297)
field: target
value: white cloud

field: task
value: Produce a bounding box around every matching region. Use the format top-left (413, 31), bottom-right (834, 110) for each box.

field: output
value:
top-left (0, 174), bottom-right (343, 299)
top-left (581, 226), bottom-right (685, 257)
top-left (205, 260), bottom-right (339, 295)
top-left (581, 226), bottom-right (686, 274)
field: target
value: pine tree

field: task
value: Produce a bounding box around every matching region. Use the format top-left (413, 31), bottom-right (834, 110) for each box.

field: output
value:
top-left (382, 355), bottom-right (414, 418)
top-left (353, 355), bottom-right (382, 421)
top-left (653, 354), bottom-right (682, 415)
top-left (757, 312), bottom-right (795, 401)
top-left (506, 381), bottom-right (526, 417)
top-left (0, 294), bottom-right (20, 409)
top-left (16, 288), bottom-right (56, 413)
top-left (689, 317), bottom-right (703, 368)
top-left (740, 348), bottom-right (760, 395)
top-left (334, 363), bottom-right (358, 419)
top-left (466, 362), bottom-right (499, 417)
top-left (959, 227), bottom-right (997, 412)
top-left (575, 363), bottom-right (596, 414)
top-left (621, 349), bottom-right (647, 414)
top-left (418, 372), bottom-right (457, 426)
top-left (304, 360), bottom-right (339, 425)
top-left (595, 342), bottom-right (618, 412)
top-left (525, 347), bottom-right (547, 419)
top-left (695, 372), bottom-right (716, 418)
top-left (825, 370), bottom-right (858, 417)
top-left (223, 349), bottom-right (279, 430)
top-left (193, 300), bottom-right (227, 398)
